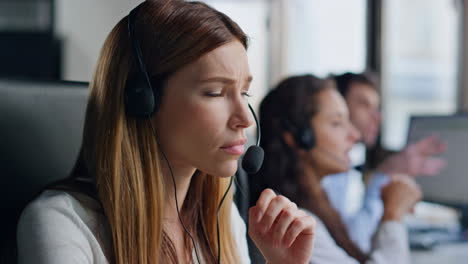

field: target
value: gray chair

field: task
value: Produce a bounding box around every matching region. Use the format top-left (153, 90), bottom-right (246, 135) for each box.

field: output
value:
top-left (0, 79), bottom-right (88, 263)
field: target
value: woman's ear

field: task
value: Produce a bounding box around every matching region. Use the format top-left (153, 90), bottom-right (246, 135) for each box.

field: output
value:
top-left (283, 131), bottom-right (310, 157)
top-left (282, 131), bottom-right (297, 149)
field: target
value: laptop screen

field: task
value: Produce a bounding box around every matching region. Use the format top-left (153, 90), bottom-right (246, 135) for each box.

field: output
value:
top-left (407, 114), bottom-right (468, 204)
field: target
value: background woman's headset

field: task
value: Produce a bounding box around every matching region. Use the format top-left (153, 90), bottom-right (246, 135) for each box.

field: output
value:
top-left (282, 118), bottom-right (316, 151)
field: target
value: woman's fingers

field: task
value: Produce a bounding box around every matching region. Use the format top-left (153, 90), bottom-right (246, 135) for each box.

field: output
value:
top-left (250, 189), bottom-right (314, 248)
top-left (258, 195), bottom-right (290, 234)
top-left (283, 215), bottom-right (316, 248)
top-left (271, 204), bottom-right (297, 247)
top-left (249, 189), bottom-right (316, 264)
top-left (252, 188), bottom-right (277, 222)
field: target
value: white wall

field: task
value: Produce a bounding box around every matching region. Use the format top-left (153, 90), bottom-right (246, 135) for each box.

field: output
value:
top-left (55, 0), bottom-right (269, 112)
top-left (55, 0), bottom-right (143, 81)
top-left (269, 0), bottom-right (367, 85)
top-left (204, 0), bottom-right (269, 112)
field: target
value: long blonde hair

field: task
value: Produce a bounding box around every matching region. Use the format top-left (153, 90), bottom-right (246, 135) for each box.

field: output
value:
top-left (72, 1), bottom-right (248, 263)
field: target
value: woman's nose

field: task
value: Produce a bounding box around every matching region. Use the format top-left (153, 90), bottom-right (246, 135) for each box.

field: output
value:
top-left (349, 123), bottom-right (361, 143)
top-left (229, 98), bottom-right (254, 130)
top-left (372, 110), bottom-right (381, 124)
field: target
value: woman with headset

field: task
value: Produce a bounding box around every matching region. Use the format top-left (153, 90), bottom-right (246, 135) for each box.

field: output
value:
top-left (17, 1), bottom-right (315, 264)
top-left (250, 74), bottom-right (421, 264)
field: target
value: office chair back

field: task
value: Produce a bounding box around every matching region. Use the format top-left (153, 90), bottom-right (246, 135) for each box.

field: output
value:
top-left (0, 79), bottom-right (88, 263)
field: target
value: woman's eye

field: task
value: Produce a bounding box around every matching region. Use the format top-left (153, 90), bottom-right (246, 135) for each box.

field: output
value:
top-left (204, 92), bottom-right (223, 97)
top-left (332, 121), bottom-right (342, 127)
top-left (242, 92), bottom-right (252, 98)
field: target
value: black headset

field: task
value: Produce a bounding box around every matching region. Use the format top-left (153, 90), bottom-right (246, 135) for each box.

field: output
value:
top-left (125, 3), bottom-right (159, 117)
top-left (295, 125), bottom-right (316, 150)
top-left (125, 4), bottom-right (206, 263)
top-left (282, 118), bottom-right (316, 151)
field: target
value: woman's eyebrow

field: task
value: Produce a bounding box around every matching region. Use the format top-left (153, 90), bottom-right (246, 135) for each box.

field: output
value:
top-left (198, 75), bottom-right (253, 85)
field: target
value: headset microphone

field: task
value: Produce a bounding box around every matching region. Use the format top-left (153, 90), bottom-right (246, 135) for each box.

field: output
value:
top-left (241, 104), bottom-right (264, 174)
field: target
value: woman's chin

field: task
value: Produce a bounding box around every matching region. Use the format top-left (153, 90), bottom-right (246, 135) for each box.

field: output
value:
top-left (327, 163), bottom-right (350, 175)
top-left (220, 161), bottom-right (239, 177)
top-left (204, 159), bottom-right (239, 178)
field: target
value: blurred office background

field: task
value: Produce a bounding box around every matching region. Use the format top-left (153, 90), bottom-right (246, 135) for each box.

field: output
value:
top-left (1, 1), bottom-right (468, 263)
top-left (0, 0), bottom-right (464, 151)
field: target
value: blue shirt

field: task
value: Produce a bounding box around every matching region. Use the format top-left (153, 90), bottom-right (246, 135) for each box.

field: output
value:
top-left (321, 170), bottom-right (390, 252)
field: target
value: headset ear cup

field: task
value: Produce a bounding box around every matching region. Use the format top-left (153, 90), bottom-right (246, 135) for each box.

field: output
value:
top-left (125, 3), bottom-right (159, 118)
top-left (125, 75), bottom-right (156, 117)
top-left (296, 126), bottom-right (315, 150)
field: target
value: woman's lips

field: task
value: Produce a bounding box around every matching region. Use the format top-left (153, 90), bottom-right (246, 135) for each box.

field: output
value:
top-left (220, 144), bottom-right (245, 155)
top-left (221, 138), bottom-right (247, 155)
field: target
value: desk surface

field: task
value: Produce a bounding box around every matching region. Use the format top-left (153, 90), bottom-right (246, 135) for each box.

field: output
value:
top-left (411, 242), bottom-right (468, 264)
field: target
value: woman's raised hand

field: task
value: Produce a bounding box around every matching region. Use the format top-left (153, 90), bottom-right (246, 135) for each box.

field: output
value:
top-left (248, 189), bottom-right (316, 264)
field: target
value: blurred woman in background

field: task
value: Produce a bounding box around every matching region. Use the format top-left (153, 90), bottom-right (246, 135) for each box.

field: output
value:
top-left (250, 74), bottom-right (421, 264)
